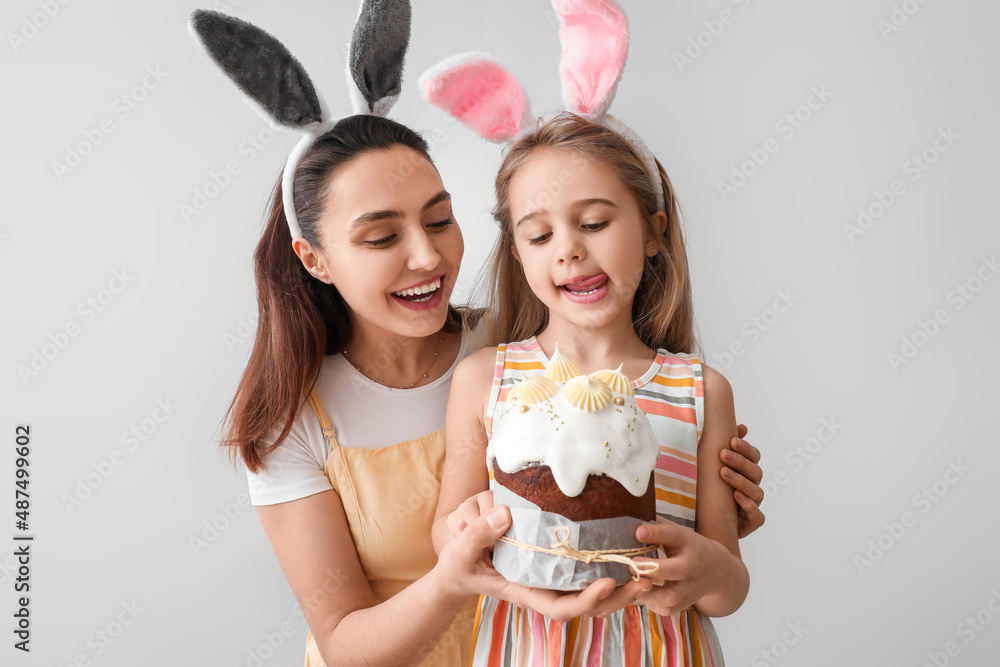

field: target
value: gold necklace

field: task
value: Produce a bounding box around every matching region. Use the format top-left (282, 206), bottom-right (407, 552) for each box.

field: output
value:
top-left (342, 334), bottom-right (444, 390)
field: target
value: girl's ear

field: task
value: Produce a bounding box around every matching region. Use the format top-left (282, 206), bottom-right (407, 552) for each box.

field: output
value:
top-left (189, 10), bottom-right (328, 130)
top-left (347, 0), bottom-right (411, 116)
top-left (646, 211), bottom-right (668, 255)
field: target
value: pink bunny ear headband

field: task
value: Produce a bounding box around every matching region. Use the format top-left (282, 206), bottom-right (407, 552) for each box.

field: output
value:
top-left (418, 0), bottom-right (665, 213)
top-left (189, 0), bottom-right (412, 239)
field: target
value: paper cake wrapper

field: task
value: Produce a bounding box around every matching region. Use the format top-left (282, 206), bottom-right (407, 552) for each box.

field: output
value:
top-left (492, 482), bottom-right (654, 591)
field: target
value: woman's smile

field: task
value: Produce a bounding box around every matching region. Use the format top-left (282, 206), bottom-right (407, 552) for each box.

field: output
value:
top-left (391, 274), bottom-right (447, 310)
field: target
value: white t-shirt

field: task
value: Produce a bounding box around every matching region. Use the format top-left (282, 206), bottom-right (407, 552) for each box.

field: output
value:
top-left (247, 334), bottom-right (479, 506)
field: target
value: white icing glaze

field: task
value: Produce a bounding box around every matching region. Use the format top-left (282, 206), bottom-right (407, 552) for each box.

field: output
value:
top-left (488, 362), bottom-right (659, 498)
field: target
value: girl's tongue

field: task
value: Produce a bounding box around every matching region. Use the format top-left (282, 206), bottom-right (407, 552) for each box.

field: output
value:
top-left (562, 274), bottom-right (607, 293)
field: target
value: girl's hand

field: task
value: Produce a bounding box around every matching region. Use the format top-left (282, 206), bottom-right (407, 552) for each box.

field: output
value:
top-left (629, 520), bottom-right (733, 617)
top-left (439, 505), bottom-right (652, 623)
top-left (447, 490), bottom-right (495, 537)
top-left (720, 424), bottom-right (766, 538)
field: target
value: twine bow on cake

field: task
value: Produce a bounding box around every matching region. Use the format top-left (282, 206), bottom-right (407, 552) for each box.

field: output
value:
top-left (498, 525), bottom-right (660, 582)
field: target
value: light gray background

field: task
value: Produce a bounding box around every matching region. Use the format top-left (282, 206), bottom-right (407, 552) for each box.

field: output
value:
top-left (2, 0), bottom-right (998, 665)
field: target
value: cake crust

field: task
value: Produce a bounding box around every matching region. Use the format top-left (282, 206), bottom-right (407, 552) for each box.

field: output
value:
top-left (494, 464), bottom-right (655, 523)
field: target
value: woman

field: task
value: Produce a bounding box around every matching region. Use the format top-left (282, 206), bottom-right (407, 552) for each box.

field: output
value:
top-left (222, 113), bottom-right (764, 667)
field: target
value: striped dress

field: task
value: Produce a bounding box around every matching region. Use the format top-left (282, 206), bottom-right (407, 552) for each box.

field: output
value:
top-left (473, 337), bottom-right (724, 666)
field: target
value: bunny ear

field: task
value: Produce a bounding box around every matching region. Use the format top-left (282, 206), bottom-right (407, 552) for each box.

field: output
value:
top-left (189, 10), bottom-right (328, 130)
top-left (419, 53), bottom-right (532, 144)
top-left (552, 0), bottom-right (629, 118)
top-left (347, 0), bottom-right (412, 116)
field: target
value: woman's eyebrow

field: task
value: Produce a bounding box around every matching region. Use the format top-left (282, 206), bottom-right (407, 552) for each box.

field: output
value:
top-left (515, 197), bottom-right (618, 228)
top-left (350, 190), bottom-right (452, 230)
top-left (422, 190), bottom-right (451, 212)
top-left (350, 209), bottom-right (402, 229)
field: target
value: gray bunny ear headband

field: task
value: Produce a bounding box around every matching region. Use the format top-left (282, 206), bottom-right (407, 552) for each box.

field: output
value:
top-left (188, 0), bottom-right (412, 239)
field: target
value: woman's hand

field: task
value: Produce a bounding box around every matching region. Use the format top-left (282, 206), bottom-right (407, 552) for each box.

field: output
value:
top-left (438, 505), bottom-right (651, 623)
top-left (446, 490), bottom-right (495, 537)
top-left (630, 520), bottom-right (739, 618)
top-left (435, 504), bottom-right (520, 601)
top-left (721, 424), bottom-right (766, 538)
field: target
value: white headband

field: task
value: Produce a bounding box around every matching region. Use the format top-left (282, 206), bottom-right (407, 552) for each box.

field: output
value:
top-left (418, 0), bottom-right (665, 213)
top-left (189, 0), bottom-right (413, 239)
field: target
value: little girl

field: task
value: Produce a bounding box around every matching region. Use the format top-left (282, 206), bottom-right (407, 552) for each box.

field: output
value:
top-left (432, 111), bottom-right (749, 665)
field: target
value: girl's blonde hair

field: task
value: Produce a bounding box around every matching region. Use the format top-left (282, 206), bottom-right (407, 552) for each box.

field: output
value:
top-left (477, 111), bottom-right (697, 355)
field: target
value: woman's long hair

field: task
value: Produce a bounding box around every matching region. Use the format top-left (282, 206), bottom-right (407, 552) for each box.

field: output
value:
top-left (221, 115), bottom-right (462, 473)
